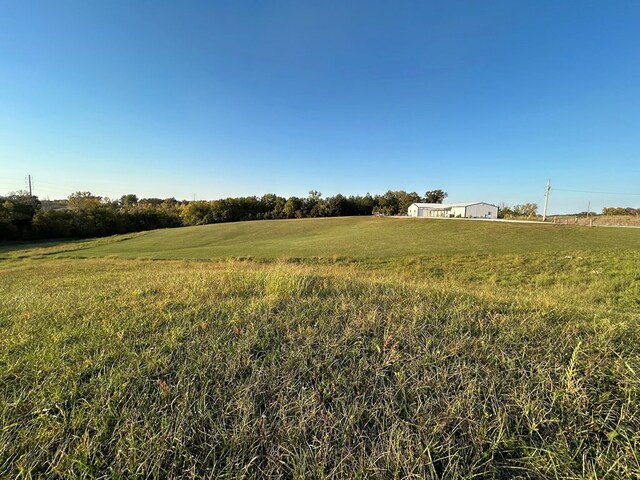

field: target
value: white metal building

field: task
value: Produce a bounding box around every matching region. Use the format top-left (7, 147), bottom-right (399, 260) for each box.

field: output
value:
top-left (407, 202), bottom-right (499, 219)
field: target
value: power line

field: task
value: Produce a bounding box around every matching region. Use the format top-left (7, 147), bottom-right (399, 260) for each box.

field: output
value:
top-left (540, 179), bottom-right (638, 220)
top-left (553, 188), bottom-right (640, 196)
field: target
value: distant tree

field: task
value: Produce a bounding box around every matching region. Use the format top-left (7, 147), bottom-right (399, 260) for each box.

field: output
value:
top-left (304, 191), bottom-right (323, 217)
top-left (161, 197), bottom-right (181, 207)
top-left (32, 209), bottom-right (75, 238)
top-left (378, 191), bottom-right (401, 215)
top-left (260, 193), bottom-right (278, 212)
top-left (423, 189), bottom-right (448, 204)
top-left (67, 192), bottom-right (103, 211)
top-left (497, 202), bottom-right (513, 219)
top-left (308, 190), bottom-right (322, 201)
top-left (602, 207), bottom-right (638, 216)
top-left (0, 201), bottom-right (18, 239)
top-left (283, 196), bottom-right (304, 218)
top-left (310, 200), bottom-right (329, 217)
top-left (120, 194), bottom-right (139, 207)
top-left (397, 191), bottom-right (422, 214)
top-left (324, 194), bottom-right (348, 217)
top-left (260, 193), bottom-right (287, 219)
top-left (272, 197), bottom-right (287, 218)
top-left (353, 193), bottom-right (375, 215)
top-left (0, 191), bottom-right (41, 238)
top-left (512, 203), bottom-right (538, 218)
top-left (180, 201), bottom-right (214, 225)
top-left (139, 197), bottom-right (164, 206)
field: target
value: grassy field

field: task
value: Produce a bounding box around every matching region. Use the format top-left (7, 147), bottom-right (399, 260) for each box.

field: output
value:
top-left (2, 217), bottom-right (639, 261)
top-left (1, 218), bottom-right (639, 478)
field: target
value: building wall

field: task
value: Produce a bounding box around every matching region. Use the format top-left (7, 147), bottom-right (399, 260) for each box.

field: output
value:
top-left (465, 203), bottom-right (498, 218)
top-left (425, 209), bottom-right (447, 217)
top-left (408, 203), bottom-right (499, 218)
top-left (450, 206), bottom-right (466, 217)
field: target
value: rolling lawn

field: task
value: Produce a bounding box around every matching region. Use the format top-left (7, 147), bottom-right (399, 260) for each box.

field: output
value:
top-left (1, 216), bottom-right (636, 260)
top-left (1, 218), bottom-right (639, 478)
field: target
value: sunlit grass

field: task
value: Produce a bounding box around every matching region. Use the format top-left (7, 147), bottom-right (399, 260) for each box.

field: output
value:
top-left (1, 242), bottom-right (639, 477)
top-left (2, 216), bottom-right (637, 261)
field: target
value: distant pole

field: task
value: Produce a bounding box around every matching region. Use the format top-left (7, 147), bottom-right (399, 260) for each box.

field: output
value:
top-left (542, 178), bottom-right (551, 222)
top-left (27, 174), bottom-right (32, 196)
top-left (587, 200), bottom-right (590, 219)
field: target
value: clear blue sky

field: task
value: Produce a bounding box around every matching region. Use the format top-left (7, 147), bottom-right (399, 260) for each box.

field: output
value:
top-left (1, 1), bottom-right (639, 213)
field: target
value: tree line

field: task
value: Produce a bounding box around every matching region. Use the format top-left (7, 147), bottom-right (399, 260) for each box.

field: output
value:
top-left (0, 189), bottom-right (448, 241)
top-left (601, 207), bottom-right (639, 216)
top-left (497, 203), bottom-right (539, 219)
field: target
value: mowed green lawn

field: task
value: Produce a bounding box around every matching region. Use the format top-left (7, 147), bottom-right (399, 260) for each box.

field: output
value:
top-left (10, 216), bottom-right (638, 260)
top-left (1, 218), bottom-right (639, 478)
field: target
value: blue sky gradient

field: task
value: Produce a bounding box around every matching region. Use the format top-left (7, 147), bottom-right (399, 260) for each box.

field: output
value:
top-left (1, 1), bottom-right (639, 213)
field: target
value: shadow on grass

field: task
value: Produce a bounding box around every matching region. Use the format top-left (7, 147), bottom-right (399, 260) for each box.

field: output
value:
top-left (0, 239), bottom-right (84, 253)
top-left (0, 233), bottom-right (143, 259)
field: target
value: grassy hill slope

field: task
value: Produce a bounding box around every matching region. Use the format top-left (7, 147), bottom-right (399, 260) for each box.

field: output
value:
top-left (1, 217), bottom-right (639, 478)
top-left (36, 216), bottom-right (640, 260)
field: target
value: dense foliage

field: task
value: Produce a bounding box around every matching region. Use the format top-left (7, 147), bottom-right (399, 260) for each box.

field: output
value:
top-left (602, 207), bottom-right (639, 216)
top-left (497, 202), bottom-right (539, 219)
top-left (4, 188), bottom-right (638, 241)
top-left (0, 189), bottom-right (444, 240)
top-left (0, 193), bottom-right (41, 240)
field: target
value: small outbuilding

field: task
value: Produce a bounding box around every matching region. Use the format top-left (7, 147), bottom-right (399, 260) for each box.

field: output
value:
top-left (408, 202), bottom-right (498, 219)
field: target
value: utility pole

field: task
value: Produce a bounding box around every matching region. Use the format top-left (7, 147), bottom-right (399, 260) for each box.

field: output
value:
top-left (542, 178), bottom-right (551, 222)
top-left (27, 174), bottom-right (32, 196)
